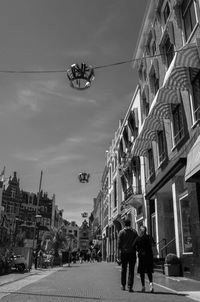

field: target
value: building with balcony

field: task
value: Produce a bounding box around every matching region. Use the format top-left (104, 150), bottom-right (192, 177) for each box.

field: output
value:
top-left (93, 0), bottom-right (200, 280)
top-left (131, 0), bottom-right (200, 279)
top-left (98, 85), bottom-right (146, 262)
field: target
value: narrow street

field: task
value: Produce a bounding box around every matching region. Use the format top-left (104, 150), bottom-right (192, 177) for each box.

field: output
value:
top-left (0, 262), bottom-right (199, 302)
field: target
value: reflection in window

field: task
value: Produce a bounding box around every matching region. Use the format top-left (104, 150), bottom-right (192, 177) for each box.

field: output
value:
top-left (180, 197), bottom-right (193, 253)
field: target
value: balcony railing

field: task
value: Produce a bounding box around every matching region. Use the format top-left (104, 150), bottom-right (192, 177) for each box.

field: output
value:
top-left (124, 186), bottom-right (133, 200)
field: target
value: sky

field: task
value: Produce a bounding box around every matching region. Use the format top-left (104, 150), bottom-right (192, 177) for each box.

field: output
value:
top-left (0, 0), bottom-right (148, 226)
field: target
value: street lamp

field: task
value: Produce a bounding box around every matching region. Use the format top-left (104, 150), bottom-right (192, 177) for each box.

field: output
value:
top-left (33, 214), bottom-right (42, 269)
top-left (78, 172), bottom-right (90, 183)
top-left (35, 214), bottom-right (42, 243)
top-left (67, 63), bottom-right (95, 90)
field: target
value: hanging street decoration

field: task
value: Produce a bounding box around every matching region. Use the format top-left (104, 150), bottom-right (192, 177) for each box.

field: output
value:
top-left (67, 63), bottom-right (95, 90)
top-left (78, 172), bottom-right (90, 183)
top-left (81, 212), bottom-right (88, 218)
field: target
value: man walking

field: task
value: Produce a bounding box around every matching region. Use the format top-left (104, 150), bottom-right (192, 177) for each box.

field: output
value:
top-left (118, 218), bottom-right (138, 292)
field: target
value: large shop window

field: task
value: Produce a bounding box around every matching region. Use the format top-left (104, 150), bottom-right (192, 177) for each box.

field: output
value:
top-left (181, 0), bottom-right (198, 41)
top-left (179, 195), bottom-right (193, 254)
top-left (191, 71), bottom-right (200, 123)
top-left (172, 103), bottom-right (184, 146)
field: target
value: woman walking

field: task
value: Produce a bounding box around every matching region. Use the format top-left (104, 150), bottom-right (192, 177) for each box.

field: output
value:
top-left (135, 226), bottom-right (154, 293)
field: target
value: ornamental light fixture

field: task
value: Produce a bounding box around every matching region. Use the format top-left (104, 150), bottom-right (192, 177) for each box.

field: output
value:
top-left (78, 172), bottom-right (90, 183)
top-left (67, 63), bottom-right (95, 90)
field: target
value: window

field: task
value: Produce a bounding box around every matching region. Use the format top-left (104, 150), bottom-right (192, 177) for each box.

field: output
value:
top-left (191, 71), bottom-right (200, 123)
top-left (147, 148), bottom-right (155, 178)
top-left (152, 41), bottom-right (156, 57)
top-left (11, 188), bottom-right (16, 199)
top-left (128, 110), bottom-right (138, 139)
top-left (179, 195), bottom-right (193, 253)
top-left (163, 2), bottom-right (170, 24)
top-left (157, 130), bottom-right (166, 163)
top-left (149, 69), bottom-right (159, 96)
top-left (181, 0), bottom-right (197, 41)
top-left (163, 36), bottom-right (175, 67)
top-left (172, 104), bottom-right (184, 146)
top-left (153, 72), bottom-right (159, 95)
top-left (113, 179), bottom-right (117, 208)
top-left (142, 94), bottom-right (149, 122)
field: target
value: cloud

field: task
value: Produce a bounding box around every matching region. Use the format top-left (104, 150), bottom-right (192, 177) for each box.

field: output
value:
top-left (11, 135), bottom-right (86, 168)
top-left (67, 94), bottom-right (98, 105)
top-left (62, 49), bottom-right (91, 58)
top-left (17, 89), bottom-right (40, 112)
top-left (12, 153), bottom-right (39, 162)
top-left (42, 153), bottom-right (84, 168)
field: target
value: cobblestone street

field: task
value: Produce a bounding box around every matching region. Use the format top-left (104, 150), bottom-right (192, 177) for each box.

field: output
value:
top-left (0, 262), bottom-right (200, 302)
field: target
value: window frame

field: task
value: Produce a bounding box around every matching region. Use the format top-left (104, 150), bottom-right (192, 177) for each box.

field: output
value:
top-left (163, 36), bottom-right (175, 68)
top-left (179, 193), bottom-right (193, 254)
top-left (149, 68), bottom-right (159, 96)
top-left (181, 0), bottom-right (198, 42)
top-left (147, 148), bottom-right (155, 179)
top-left (157, 130), bottom-right (167, 165)
top-left (113, 178), bottom-right (117, 208)
top-left (171, 103), bottom-right (184, 147)
top-left (163, 1), bottom-right (170, 25)
top-left (190, 70), bottom-right (200, 125)
top-left (142, 93), bottom-right (149, 120)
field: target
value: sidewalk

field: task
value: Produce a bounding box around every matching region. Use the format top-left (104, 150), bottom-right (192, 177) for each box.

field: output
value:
top-left (147, 271), bottom-right (200, 302)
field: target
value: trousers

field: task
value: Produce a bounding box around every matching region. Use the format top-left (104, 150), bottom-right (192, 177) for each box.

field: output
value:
top-left (121, 253), bottom-right (136, 288)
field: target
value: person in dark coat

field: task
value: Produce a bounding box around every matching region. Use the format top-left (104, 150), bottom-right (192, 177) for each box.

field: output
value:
top-left (135, 225), bottom-right (154, 293)
top-left (117, 218), bottom-right (138, 292)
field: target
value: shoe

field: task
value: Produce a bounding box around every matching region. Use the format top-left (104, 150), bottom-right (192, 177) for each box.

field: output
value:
top-left (141, 286), bottom-right (145, 292)
top-left (121, 286), bottom-right (125, 291)
top-left (149, 283), bottom-right (154, 293)
top-left (128, 288), bottom-right (134, 292)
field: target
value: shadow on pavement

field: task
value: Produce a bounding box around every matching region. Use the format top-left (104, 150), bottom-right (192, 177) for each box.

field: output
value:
top-left (135, 291), bottom-right (186, 296)
top-left (0, 289), bottom-right (187, 301)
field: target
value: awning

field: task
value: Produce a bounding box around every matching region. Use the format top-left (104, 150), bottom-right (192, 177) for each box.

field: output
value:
top-left (133, 85), bottom-right (182, 156)
top-left (133, 137), bottom-right (152, 157)
top-left (148, 87), bottom-right (180, 119)
top-left (185, 135), bottom-right (200, 182)
top-left (163, 41), bottom-right (200, 90)
top-left (139, 115), bottom-right (163, 140)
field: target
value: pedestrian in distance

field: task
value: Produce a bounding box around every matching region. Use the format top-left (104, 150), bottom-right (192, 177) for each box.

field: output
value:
top-left (117, 218), bottom-right (138, 292)
top-left (135, 225), bottom-right (154, 293)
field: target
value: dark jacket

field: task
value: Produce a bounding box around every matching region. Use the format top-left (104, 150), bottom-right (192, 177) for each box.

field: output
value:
top-left (135, 234), bottom-right (154, 273)
top-left (118, 227), bottom-right (138, 254)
